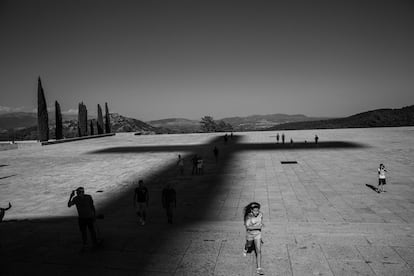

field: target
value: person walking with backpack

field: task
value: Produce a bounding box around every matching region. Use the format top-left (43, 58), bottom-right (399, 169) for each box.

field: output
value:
top-left (68, 187), bottom-right (99, 251)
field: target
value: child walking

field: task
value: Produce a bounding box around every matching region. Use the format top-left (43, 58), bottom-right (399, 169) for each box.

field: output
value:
top-left (243, 202), bottom-right (265, 275)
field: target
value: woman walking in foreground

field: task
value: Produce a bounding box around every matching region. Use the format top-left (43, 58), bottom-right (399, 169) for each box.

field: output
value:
top-left (243, 202), bottom-right (265, 275)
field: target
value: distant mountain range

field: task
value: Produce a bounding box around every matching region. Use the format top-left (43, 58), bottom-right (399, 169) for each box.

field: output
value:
top-left (0, 112), bottom-right (79, 130)
top-left (266, 105), bottom-right (414, 130)
top-left (1, 105), bottom-right (413, 140)
top-left (147, 114), bottom-right (328, 133)
top-left (147, 118), bottom-right (201, 133)
top-left (110, 113), bottom-right (165, 134)
top-left (220, 114), bottom-right (330, 131)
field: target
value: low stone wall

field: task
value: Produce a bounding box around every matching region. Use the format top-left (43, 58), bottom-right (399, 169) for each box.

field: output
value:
top-left (41, 133), bottom-right (116, 146)
top-left (0, 143), bottom-right (18, 151)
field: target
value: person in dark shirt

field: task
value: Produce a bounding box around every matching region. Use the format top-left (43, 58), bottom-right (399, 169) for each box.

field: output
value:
top-left (191, 154), bottom-right (198, 175)
top-left (0, 202), bottom-right (12, 222)
top-left (68, 187), bottom-right (98, 251)
top-left (177, 155), bottom-right (184, 176)
top-left (162, 182), bottom-right (176, 224)
top-left (213, 146), bottom-right (219, 163)
top-left (133, 179), bottom-right (149, 225)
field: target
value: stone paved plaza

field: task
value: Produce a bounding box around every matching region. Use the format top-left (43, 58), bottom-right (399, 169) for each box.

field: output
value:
top-left (1, 127), bottom-right (414, 275)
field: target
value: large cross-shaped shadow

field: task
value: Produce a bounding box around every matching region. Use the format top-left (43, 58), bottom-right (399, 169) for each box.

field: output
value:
top-left (3, 135), bottom-right (367, 274)
top-left (87, 135), bottom-right (366, 271)
top-left (90, 137), bottom-right (365, 220)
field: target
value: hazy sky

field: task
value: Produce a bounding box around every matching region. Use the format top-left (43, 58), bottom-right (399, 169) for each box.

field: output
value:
top-left (0, 0), bottom-right (413, 121)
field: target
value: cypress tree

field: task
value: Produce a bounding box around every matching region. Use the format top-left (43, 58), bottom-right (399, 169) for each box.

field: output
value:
top-left (90, 120), bottom-right (94, 136)
top-left (83, 104), bottom-right (88, 135)
top-left (77, 103), bottom-right (82, 137)
top-left (78, 102), bottom-right (88, 136)
top-left (97, 104), bottom-right (104, 134)
top-left (55, 100), bottom-right (63, 140)
top-left (37, 77), bottom-right (49, 141)
top-left (105, 102), bottom-right (111, 133)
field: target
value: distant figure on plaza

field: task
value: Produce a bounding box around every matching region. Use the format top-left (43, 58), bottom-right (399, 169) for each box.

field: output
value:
top-left (281, 133), bottom-right (285, 144)
top-left (276, 133), bottom-right (280, 143)
top-left (162, 182), bottom-right (177, 224)
top-left (191, 154), bottom-right (199, 175)
top-left (290, 138), bottom-right (293, 144)
top-left (0, 202), bottom-right (12, 222)
top-left (230, 132), bottom-right (234, 139)
top-left (213, 146), bottom-right (219, 163)
top-left (243, 202), bottom-right (265, 275)
top-left (224, 134), bottom-right (228, 144)
top-left (177, 155), bottom-right (184, 175)
top-left (197, 156), bottom-right (204, 175)
top-left (68, 187), bottom-right (98, 251)
top-left (377, 164), bottom-right (387, 193)
top-left (133, 179), bottom-right (149, 225)
top-left (315, 135), bottom-right (319, 144)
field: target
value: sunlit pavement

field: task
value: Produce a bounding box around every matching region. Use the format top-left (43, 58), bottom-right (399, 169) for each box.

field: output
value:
top-left (1, 128), bottom-right (414, 275)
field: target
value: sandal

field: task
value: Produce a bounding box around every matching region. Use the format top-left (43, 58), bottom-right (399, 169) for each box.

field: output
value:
top-left (256, 267), bottom-right (264, 275)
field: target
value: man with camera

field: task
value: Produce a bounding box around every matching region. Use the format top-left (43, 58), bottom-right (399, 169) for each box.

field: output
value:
top-left (68, 187), bottom-right (99, 251)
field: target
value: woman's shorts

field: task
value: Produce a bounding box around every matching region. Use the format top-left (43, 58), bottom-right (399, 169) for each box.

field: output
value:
top-left (246, 230), bottom-right (261, 241)
top-left (378, 179), bottom-right (386, 185)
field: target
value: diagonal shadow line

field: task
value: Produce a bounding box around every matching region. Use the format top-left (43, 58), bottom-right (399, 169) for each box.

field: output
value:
top-left (0, 174), bottom-right (16, 181)
top-left (234, 141), bottom-right (368, 150)
top-left (366, 184), bottom-right (380, 193)
top-left (2, 135), bottom-right (365, 274)
top-left (88, 140), bottom-right (367, 154)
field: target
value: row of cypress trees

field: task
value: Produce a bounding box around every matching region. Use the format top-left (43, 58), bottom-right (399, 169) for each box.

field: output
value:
top-left (37, 77), bottom-right (111, 142)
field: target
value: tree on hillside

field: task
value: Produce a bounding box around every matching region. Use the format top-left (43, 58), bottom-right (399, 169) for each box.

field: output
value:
top-left (97, 104), bottom-right (104, 134)
top-left (200, 116), bottom-right (217, 132)
top-left (78, 102), bottom-right (88, 137)
top-left (55, 100), bottom-right (63, 140)
top-left (216, 120), bottom-right (233, 132)
top-left (105, 102), bottom-right (111, 133)
top-left (37, 77), bottom-right (49, 142)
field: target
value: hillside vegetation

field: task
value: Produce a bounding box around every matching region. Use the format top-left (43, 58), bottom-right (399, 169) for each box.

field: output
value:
top-left (267, 105), bottom-right (414, 130)
top-left (0, 113), bottom-right (167, 141)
